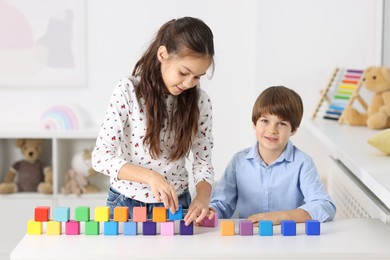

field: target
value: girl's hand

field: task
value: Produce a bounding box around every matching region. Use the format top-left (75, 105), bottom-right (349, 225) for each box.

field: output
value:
top-left (196, 208), bottom-right (216, 226)
top-left (147, 171), bottom-right (178, 214)
top-left (183, 181), bottom-right (212, 226)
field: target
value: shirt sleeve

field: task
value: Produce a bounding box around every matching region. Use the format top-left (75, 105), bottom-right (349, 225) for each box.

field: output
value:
top-left (298, 158), bottom-right (337, 222)
top-left (191, 89), bottom-right (214, 187)
top-left (92, 78), bottom-right (131, 179)
top-left (209, 154), bottom-right (239, 218)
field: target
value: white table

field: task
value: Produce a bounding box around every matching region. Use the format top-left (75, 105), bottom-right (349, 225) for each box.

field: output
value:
top-left (10, 218), bottom-right (390, 259)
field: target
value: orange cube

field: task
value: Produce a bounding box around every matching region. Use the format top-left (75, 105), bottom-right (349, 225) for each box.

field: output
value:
top-left (152, 207), bottom-right (166, 222)
top-left (113, 206), bottom-right (129, 222)
top-left (221, 220), bottom-right (235, 236)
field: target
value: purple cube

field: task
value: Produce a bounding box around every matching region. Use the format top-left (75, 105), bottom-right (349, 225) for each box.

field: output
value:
top-left (281, 220), bottom-right (296, 236)
top-left (305, 220), bottom-right (320, 235)
top-left (239, 220), bottom-right (253, 236)
top-left (179, 220), bottom-right (193, 235)
top-left (202, 212), bottom-right (218, 227)
top-left (142, 221), bottom-right (156, 235)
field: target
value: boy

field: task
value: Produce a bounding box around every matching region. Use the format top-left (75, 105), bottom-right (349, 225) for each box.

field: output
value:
top-left (208, 86), bottom-right (336, 225)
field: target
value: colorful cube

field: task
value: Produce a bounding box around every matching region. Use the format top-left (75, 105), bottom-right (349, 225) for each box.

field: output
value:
top-left (259, 220), bottom-right (273, 236)
top-left (95, 206), bottom-right (110, 222)
top-left (104, 221), bottom-right (118, 235)
top-left (27, 220), bottom-right (42, 235)
top-left (114, 206), bottom-right (129, 222)
top-left (34, 206), bottom-right (50, 222)
top-left (85, 221), bottom-right (100, 235)
top-left (54, 207), bottom-right (70, 222)
top-left (142, 221), bottom-right (156, 235)
top-left (152, 207), bottom-right (166, 222)
top-left (220, 220), bottom-right (235, 236)
top-left (180, 220), bottom-right (193, 235)
top-left (46, 221), bottom-right (61, 235)
top-left (202, 212), bottom-right (218, 227)
top-left (305, 220), bottom-right (320, 235)
top-left (239, 220), bottom-right (253, 236)
top-left (281, 220), bottom-right (296, 236)
top-left (133, 207), bottom-right (147, 222)
top-left (161, 221), bottom-right (175, 236)
top-left (168, 205), bottom-right (183, 220)
top-left (75, 206), bottom-right (90, 222)
top-left (123, 221), bottom-right (137, 236)
top-left (65, 220), bottom-right (80, 235)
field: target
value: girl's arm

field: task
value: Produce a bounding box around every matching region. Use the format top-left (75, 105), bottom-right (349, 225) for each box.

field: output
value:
top-left (183, 181), bottom-right (212, 226)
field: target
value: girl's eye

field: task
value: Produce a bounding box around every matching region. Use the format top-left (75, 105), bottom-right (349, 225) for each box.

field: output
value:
top-left (179, 71), bottom-right (188, 76)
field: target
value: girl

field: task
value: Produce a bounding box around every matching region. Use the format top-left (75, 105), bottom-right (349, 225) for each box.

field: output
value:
top-left (92, 17), bottom-right (215, 226)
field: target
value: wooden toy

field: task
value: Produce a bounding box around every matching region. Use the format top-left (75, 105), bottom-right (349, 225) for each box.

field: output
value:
top-left (46, 221), bottom-right (61, 235)
top-left (54, 207), bottom-right (70, 222)
top-left (27, 220), bottom-right (42, 235)
top-left (220, 220), bottom-right (234, 236)
top-left (202, 212), bottom-right (218, 227)
top-left (65, 220), bottom-right (80, 235)
top-left (179, 220), bottom-right (193, 235)
top-left (142, 221), bottom-right (156, 235)
top-left (152, 206), bottom-right (166, 222)
top-left (133, 206), bottom-right (147, 222)
top-left (95, 206), bottom-right (110, 222)
top-left (114, 206), bottom-right (129, 222)
top-left (104, 221), bottom-right (118, 235)
top-left (85, 221), bottom-right (99, 235)
top-left (259, 220), bottom-right (273, 236)
top-left (305, 220), bottom-right (321, 235)
top-left (161, 221), bottom-right (175, 236)
top-left (281, 220), bottom-right (296, 236)
top-left (123, 221), bottom-right (137, 236)
top-left (34, 206), bottom-right (50, 222)
top-left (75, 206), bottom-right (90, 222)
top-left (168, 205), bottom-right (182, 220)
top-left (239, 220), bottom-right (253, 236)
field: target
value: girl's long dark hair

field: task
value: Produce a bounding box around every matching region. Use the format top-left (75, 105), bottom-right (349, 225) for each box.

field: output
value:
top-left (132, 17), bottom-right (214, 161)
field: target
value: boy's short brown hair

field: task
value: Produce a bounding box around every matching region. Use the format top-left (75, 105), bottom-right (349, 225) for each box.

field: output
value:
top-left (252, 86), bottom-right (303, 132)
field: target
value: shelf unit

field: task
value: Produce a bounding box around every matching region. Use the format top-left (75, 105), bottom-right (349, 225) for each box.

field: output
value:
top-left (0, 127), bottom-right (108, 259)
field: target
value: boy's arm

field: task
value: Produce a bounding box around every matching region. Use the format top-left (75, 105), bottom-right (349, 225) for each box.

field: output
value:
top-left (247, 208), bottom-right (311, 226)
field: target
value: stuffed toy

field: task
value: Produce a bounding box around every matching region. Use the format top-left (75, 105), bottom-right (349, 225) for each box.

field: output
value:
top-left (343, 66), bottom-right (390, 129)
top-left (0, 139), bottom-right (53, 194)
top-left (61, 148), bottom-right (99, 196)
top-left (367, 128), bottom-right (390, 155)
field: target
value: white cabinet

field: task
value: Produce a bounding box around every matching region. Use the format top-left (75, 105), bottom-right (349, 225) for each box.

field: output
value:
top-left (0, 128), bottom-right (108, 259)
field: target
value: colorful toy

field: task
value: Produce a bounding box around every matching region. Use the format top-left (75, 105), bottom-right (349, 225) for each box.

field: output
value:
top-left (305, 220), bottom-right (321, 235)
top-left (168, 205), bottom-right (183, 220)
top-left (143, 221), bottom-right (156, 235)
top-left (27, 220), bottom-right (42, 235)
top-left (113, 206), bottom-right (129, 222)
top-left (46, 221), bottom-right (61, 235)
top-left (202, 212), bottom-right (218, 227)
top-left (179, 220), bottom-right (193, 235)
top-left (133, 206), bottom-right (147, 222)
top-left (35, 206), bottom-right (50, 222)
top-left (239, 220), bottom-right (253, 236)
top-left (85, 221), bottom-right (99, 235)
top-left (104, 221), bottom-right (118, 235)
top-left (0, 139), bottom-right (53, 194)
top-left (75, 206), bottom-right (90, 222)
top-left (65, 220), bottom-right (80, 235)
top-left (123, 222), bottom-right (137, 236)
top-left (152, 207), bottom-right (167, 222)
top-left (54, 207), bottom-right (70, 222)
top-left (281, 220), bottom-right (296, 236)
top-left (161, 221), bottom-right (175, 236)
top-left (220, 220), bottom-right (235, 236)
top-left (95, 206), bottom-right (110, 222)
top-left (259, 220), bottom-right (273, 236)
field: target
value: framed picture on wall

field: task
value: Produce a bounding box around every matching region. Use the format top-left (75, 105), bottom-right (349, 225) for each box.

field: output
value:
top-left (0, 0), bottom-right (86, 88)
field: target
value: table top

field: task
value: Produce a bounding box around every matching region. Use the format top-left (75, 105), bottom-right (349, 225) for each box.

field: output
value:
top-left (10, 218), bottom-right (390, 259)
top-left (304, 119), bottom-right (390, 209)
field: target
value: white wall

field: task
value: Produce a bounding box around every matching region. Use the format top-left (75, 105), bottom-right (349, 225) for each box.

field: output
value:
top-left (0, 0), bottom-right (383, 181)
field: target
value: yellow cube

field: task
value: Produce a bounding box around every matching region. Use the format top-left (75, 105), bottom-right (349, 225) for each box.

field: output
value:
top-left (221, 220), bottom-right (235, 236)
top-left (27, 220), bottom-right (42, 235)
top-left (95, 206), bottom-right (110, 222)
top-left (152, 207), bottom-right (166, 222)
top-left (46, 221), bottom-right (61, 235)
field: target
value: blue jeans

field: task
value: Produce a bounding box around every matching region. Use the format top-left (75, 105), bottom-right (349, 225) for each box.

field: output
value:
top-left (106, 186), bottom-right (191, 219)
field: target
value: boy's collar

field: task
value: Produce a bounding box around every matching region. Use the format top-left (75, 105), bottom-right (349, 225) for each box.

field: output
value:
top-left (246, 141), bottom-right (294, 165)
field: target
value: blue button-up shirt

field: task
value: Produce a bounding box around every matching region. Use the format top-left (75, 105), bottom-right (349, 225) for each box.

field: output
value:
top-left (210, 141), bottom-right (336, 222)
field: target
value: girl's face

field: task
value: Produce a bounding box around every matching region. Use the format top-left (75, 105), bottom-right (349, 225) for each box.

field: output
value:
top-left (158, 46), bottom-right (212, 96)
top-left (253, 113), bottom-right (296, 159)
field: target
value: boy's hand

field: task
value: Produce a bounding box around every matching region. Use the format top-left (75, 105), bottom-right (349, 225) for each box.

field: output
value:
top-left (247, 212), bottom-right (283, 226)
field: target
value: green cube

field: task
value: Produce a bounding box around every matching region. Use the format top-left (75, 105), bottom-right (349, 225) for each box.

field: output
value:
top-left (85, 221), bottom-right (99, 235)
top-left (75, 206), bottom-right (90, 222)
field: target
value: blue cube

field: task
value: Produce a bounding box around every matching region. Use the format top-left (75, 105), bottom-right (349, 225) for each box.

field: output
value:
top-left (305, 220), bottom-right (320, 235)
top-left (281, 220), bottom-right (296, 236)
top-left (104, 221), bottom-right (118, 235)
top-left (259, 220), bottom-right (273, 236)
top-left (54, 207), bottom-right (70, 222)
top-left (123, 221), bottom-right (138, 236)
top-left (180, 220), bottom-right (193, 235)
top-left (143, 221), bottom-right (156, 235)
top-left (168, 205), bottom-right (183, 220)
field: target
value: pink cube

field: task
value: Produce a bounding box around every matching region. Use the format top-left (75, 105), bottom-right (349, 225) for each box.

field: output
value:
top-left (133, 207), bottom-right (147, 222)
top-left (202, 212), bottom-right (218, 227)
top-left (239, 220), bottom-right (253, 236)
top-left (161, 221), bottom-right (175, 236)
top-left (66, 220), bottom-right (80, 235)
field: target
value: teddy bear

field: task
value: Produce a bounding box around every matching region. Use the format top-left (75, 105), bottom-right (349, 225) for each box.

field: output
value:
top-left (0, 139), bottom-right (53, 194)
top-left (343, 66), bottom-right (390, 129)
top-left (61, 148), bottom-right (99, 196)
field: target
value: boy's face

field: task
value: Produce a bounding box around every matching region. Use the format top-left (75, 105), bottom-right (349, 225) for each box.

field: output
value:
top-left (253, 113), bottom-right (296, 158)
